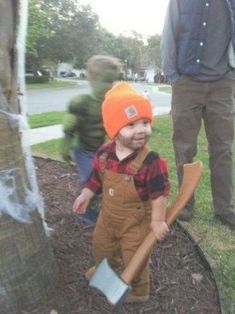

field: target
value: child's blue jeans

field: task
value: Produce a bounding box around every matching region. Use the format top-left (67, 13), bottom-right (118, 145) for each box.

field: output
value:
top-left (73, 147), bottom-right (100, 224)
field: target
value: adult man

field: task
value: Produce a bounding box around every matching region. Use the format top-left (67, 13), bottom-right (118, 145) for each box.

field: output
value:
top-left (161, 0), bottom-right (235, 229)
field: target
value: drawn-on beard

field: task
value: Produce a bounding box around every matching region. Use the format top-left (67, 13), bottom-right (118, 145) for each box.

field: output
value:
top-left (117, 133), bottom-right (150, 150)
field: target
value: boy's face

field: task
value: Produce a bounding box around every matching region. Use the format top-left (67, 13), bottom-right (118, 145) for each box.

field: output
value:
top-left (116, 118), bottom-right (151, 150)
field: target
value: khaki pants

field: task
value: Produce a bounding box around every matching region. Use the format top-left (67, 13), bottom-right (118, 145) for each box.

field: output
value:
top-left (172, 76), bottom-right (235, 215)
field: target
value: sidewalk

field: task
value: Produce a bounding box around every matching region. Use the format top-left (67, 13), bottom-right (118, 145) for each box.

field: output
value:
top-left (29, 124), bottom-right (63, 145)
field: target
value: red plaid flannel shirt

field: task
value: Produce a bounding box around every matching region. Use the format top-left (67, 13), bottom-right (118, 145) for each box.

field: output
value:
top-left (85, 141), bottom-right (170, 201)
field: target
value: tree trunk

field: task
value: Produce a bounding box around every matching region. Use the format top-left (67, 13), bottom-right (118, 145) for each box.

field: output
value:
top-left (0, 1), bottom-right (57, 313)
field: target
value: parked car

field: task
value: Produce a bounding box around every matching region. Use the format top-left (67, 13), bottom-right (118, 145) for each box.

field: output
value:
top-left (60, 71), bottom-right (76, 78)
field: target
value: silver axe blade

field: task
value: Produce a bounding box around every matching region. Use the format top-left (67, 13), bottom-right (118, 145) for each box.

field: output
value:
top-left (89, 258), bottom-right (132, 305)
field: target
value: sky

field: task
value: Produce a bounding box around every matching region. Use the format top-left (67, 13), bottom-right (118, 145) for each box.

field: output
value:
top-left (79, 0), bottom-right (170, 38)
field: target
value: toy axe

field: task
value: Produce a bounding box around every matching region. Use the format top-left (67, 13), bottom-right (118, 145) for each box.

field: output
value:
top-left (89, 161), bottom-right (203, 305)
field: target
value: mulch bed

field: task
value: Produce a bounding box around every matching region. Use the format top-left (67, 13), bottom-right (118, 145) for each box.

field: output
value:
top-left (35, 157), bottom-right (221, 314)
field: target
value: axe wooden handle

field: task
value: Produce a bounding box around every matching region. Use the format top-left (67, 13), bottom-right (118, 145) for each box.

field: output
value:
top-left (121, 161), bottom-right (203, 284)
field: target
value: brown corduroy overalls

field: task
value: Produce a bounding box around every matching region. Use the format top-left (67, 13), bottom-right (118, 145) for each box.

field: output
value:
top-left (93, 147), bottom-right (153, 296)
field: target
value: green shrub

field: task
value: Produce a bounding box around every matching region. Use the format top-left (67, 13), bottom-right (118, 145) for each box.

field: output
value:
top-left (25, 75), bottom-right (49, 84)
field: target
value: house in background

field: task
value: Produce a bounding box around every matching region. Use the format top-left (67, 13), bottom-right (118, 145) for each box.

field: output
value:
top-left (145, 68), bottom-right (155, 82)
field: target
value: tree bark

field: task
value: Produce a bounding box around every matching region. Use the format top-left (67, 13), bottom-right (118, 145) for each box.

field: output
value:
top-left (0, 1), bottom-right (57, 312)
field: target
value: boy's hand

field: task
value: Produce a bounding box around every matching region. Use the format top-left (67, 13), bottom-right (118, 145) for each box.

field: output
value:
top-left (150, 220), bottom-right (169, 241)
top-left (72, 188), bottom-right (95, 214)
top-left (73, 195), bottom-right (89, 214)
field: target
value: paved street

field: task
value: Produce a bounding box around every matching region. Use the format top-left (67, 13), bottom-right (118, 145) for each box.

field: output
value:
top-left (26, 81), bottom-right (91, 115)
top-left (27, 81), bottom-right (172, 145)
top-left (26, 80), bottom-right (171, 115)
top-left (133, 83), bottom-right (171, 115)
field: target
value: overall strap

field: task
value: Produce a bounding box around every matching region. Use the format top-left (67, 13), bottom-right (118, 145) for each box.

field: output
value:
top-left (98, 151), bottom-right (108, 178)
top-left (98, 151), bottom-right (108, 166)
top-left (98, 146), bottom-right (150, 175)
top-left (128, 146), bottom-right (150, 175)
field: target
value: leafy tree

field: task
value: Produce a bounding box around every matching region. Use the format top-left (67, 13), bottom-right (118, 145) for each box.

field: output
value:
top-left (26, 0), bottom-right (52, 70)
top-left (34, 0), bottom-right (101, 67)
top-left (146, 34), bottom-right (162, 72)
top-left (92, 29), bottom-right (118, 56)
top-left (109, 32), bottom-right (145, 75)
top-left (26, 0), bottom-right (161, 74)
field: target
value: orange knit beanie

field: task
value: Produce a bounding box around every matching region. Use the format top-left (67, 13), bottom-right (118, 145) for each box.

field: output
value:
top-left (102, 82), bottom-right (153, 139)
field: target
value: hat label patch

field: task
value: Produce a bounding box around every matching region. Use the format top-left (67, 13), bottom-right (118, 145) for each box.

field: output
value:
top-left (109, 188), bottom-right (114, 196)
top-left (124, 105), bottom-right (138, 119)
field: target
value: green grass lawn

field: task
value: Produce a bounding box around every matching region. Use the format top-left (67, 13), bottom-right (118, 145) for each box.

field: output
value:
top-left (26, 79), bottom-right (78, 90)
top-left (31, 115), bottom-right (235, 313)
top-left (28, 111), bottom-right (65, 129)
top-left (158, 86), bottom-right (172, 93)
top-left (32, 139), bottom-right (62, 160)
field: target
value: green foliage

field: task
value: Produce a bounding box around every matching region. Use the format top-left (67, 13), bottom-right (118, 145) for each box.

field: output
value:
top-left (26, 0), bottom-right (161, 71)
top-left (31, 0), bottom-right (101, 67)
top-left (25, 75), bottom-right (49, 84)
top-left (146, 34), bottom-right (162, 71)
top-left (27, 0), bottom-right (53, 69)
top-left (113, 34), bottom-right (145, 72)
